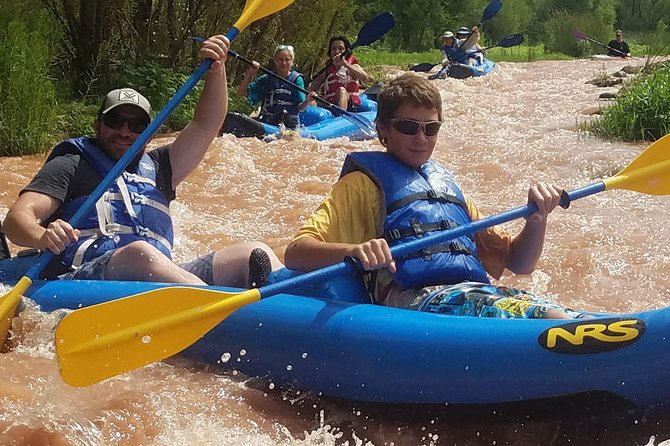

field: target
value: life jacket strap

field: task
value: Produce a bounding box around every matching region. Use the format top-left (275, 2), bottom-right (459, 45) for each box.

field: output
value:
top-left (387, 190), bottom-right (467, 215)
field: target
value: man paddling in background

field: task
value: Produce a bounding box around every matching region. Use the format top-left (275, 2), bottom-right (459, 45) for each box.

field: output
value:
top-left (607, 30), bottom-right (631, 58)
top-left (2, 35), bottom-right (281, 287)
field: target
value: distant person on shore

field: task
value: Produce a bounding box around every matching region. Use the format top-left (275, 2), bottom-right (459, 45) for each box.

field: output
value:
top-left (284, 74), bottom-right (589, 319)
top-left (309, 36), bottom-right (371, 111)
top-left (607, 30), bottom-right (631, 58)
top-left (236, 44), bottom-right (312, 130)
top-left (2, 35), bottom-right (282, 288)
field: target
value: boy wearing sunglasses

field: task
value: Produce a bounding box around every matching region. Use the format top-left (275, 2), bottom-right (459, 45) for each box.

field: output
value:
top-left (3, 35), bottom-right (282, 287)
top-left (284, 74), bottom-right (585, 319)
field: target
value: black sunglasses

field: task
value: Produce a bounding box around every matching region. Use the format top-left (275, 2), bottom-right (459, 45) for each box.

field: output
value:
top-left (102, 112), bottom-right (150, 134)
top-left (390, 118), bottom-right (442, 136)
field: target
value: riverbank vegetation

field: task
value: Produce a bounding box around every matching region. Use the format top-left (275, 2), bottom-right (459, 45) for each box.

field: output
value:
top-left (1, 0), bottom-right (669, 156)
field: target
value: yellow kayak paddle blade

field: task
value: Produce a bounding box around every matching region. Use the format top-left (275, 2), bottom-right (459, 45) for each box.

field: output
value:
top-left (604, 133), bottom-right (670, 194)
top-left (234, 0), bottom-right (295, 32)
top-left (0, 276), bottom-right (31, 349)
top-left (55, 286), bottom-right (261, 387)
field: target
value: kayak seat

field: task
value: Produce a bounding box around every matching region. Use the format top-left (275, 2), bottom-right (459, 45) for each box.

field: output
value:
top-left (0, 219), bottom-right (11, 260)
top-left (266, 267), bottom-right (371, 304)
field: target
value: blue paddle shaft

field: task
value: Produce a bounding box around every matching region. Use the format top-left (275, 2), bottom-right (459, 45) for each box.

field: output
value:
top-left (258, 180), bottom-right (607, 298)
top-left (26, 27), bottom-right (241, 279)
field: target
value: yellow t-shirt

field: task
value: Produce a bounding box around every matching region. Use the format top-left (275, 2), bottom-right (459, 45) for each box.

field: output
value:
top-left (292, 171), bottom-right (513, 280)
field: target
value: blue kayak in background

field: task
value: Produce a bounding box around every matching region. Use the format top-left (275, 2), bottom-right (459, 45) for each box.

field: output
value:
top-left (222, 94), bottom-right (377, 141)
top-left (429, 57), bottom-right (497, 80)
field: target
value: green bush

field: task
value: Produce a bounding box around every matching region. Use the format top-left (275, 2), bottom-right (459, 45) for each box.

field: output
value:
top-left (0, 15), bottom-right (59, 156)
top-left (590, 65), bottom-right (670, 141)
top-left (114, 63), bottom-right (204, 132)
top-left (543, 9), bottom-right (611, 57)
top-left (57, 101), bottom-right (98, 139)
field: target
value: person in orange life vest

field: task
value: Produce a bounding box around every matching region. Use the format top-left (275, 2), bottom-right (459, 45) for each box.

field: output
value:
top-left (285, 74), bottom-right (586, 319)
top-left (3, 35), bottom-right (283, 287)
top-left (308, 36), bottom-right (371, 111)
top-left (236, 45), bottom-right (314, 129)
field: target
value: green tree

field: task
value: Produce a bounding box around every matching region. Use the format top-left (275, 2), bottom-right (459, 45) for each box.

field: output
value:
top-left (0, 4), bottom-right (59, 156)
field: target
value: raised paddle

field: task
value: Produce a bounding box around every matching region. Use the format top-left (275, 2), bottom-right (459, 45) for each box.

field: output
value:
top-left (55, 133), bottom-right (670, 387)
top-left (457, 0), bottom-right (504, 51)
top-left (0, 0), bottom-right (296, 350)
top-left (310, 12), bottom-right (396, 83)
top-left (411, 33), bottom-right (524, 72)
top-left (572, 30), bottom-right (631, 58)
top-left (224, 47), bottom-right (377, 136)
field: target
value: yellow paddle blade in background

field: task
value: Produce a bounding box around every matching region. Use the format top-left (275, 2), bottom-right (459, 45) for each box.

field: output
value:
top-left (605, 133), bottom-right (670, 194)
top-left (0, 276), bottom-right (31, 348)
top-left (234, 0), bottom-right (295, 32)
top-left (56, 286), bottom-right (261, 387)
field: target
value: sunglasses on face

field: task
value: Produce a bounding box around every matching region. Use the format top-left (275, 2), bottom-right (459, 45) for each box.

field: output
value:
top-left (102, 112), bottom-right (150, 134)
top-left (389, 118), bottom-right (443, 136)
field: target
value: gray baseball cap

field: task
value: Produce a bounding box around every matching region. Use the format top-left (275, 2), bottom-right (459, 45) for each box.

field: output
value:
top-left (100, 88), bottom-right (151, 121)
top-left (442, 31), bottom-right (455, 39)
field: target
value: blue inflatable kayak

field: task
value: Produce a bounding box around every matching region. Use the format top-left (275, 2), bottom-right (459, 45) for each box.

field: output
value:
top-left (429, 57), bottom-right (496, 80)
top-left (222, 94), bottom-right (377, 141)
top-left (2, 251), bottom-right (670, 411)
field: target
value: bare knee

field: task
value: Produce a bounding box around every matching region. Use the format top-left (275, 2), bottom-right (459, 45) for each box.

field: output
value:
top-left (106, 241), bottom-right (170, 279)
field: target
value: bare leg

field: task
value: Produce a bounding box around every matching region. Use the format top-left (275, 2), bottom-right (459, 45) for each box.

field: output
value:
top-left (210, 241), bottom-right (283, 288)
top-left (105, 241), bottom-right (206, 284)
top-left (336, 86), bottom-right (349, 110)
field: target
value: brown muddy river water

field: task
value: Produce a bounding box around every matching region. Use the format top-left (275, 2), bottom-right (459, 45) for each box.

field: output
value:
top-left (2, 59), bottom-right (670, 445)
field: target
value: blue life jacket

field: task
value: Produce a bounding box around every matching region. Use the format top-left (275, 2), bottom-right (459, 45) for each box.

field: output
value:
top-left (441, 44), bottom-right (468, 64)
top-left (341, 152), bottom-right (490, 289)
top-left (53, 137), bottom-right (174, 269)
top-left (261, 70), bottom-right (303, 122)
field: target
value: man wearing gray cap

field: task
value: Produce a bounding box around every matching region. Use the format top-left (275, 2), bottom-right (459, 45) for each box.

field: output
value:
top-left (3, 35), bottom-right (282, 287)
top-left (607, 30), bottom-right (631, 58)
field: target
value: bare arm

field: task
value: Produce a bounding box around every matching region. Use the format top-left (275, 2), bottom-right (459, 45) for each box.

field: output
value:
top-left (342, 61), bottom-right (370, 83)
top-left (236, 62), bottom-right (260, 98)
top-left (169, 35), bottom-right (230, 188)
top-left (285, 236), bottom-right (396, 273)
top-left (506, 183), bottom-right (562, 274)
top-left (3, 191), bottom-right (79, 254)
top-left (308, 70), bottom-right (327, 93)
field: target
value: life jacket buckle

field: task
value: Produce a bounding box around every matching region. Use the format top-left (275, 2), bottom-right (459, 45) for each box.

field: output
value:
top-left (131, 192), bottom-right (148, 205)
top-left (388, 229), bottom-right (402, 240)
top-left (421, 248), bottom-right (432, 261)
top-left (426, 189), bottom-right (439, 200)
top-left (411, 218), bottom-right (423, 236)
top-left (440, 220), bottom-right (454, 230)
top-left (135, 225), bottom-right (150, 237)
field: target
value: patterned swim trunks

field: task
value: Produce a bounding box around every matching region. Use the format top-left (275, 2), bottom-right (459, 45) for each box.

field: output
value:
top-left (416, 282), bottom-right (588, 319)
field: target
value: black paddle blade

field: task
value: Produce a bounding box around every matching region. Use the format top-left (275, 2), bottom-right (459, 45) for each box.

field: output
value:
top-left (481, 0), bottom-right (503, 23)
top-left (498, 33), bottom-right (524, 48)
top-left (352, 12), bottom-right (396, 48)
top-left (411, 63), bottom-right (437, 73)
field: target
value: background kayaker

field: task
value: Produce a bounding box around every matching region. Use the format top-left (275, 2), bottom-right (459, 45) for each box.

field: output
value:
top-left (236, 44), bottom-right (313, 130)
top-left (456, 26), bottom-right (485, 65)
top-left (607, 30), bottom-right (631, 58)
top-left (284, 73), bottom-right (588, 319)
top-left (2, 35), bottom-right (282, 288)
top-left (308, 36), bottom-right (371, 112)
